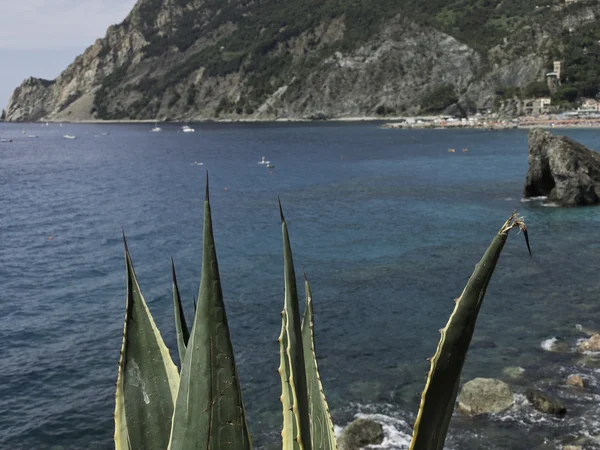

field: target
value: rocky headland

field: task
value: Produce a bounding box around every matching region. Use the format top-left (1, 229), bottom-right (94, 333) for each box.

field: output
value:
top-left (5, 0), bottom-right (600, 122)
top-left (524, 128), bottom-right (600, 206)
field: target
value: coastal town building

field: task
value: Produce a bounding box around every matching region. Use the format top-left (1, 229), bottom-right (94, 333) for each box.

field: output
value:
top-left (581, 98), bottom-right (600, 111)
top-left (524, 98), bottom-right (552, 115)
top-left (546, 61), bottom-right (562, 94)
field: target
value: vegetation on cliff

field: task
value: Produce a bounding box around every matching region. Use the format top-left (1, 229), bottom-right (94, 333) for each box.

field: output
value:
top-left (7, 0), bottom-right (600, 121)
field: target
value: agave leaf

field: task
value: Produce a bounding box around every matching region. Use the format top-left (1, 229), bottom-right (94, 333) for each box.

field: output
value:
top-left (301, 276), bottom-right (337, 450)
top-left (114, 238), bottom-right (179, 450)
top-left (280, 200), bottom-right (312, 450)
top-left (409, 212), bottom-right (529, 450)
top-left (168, 178), bottom-right (252, 450)
top-left (171, 258), bottom-right (190, 365)
top-left (278, 310), bottom-right (297, 450)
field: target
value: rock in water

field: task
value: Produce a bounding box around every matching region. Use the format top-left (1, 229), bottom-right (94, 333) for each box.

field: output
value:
top-left (0, 109), bottom-right (5, 121)
top-left (338, 418), bottom-right (384, 450)
top-left (577, 334), bottom-right (600, 352)
top-left (458, 378), bottom-right (514, 415)
top-left (567, 374), bottom-right (584, 388)
top-left (524, 128), bottom-right (600, 206)
top-left (525, 389), bottom-right (567, 415)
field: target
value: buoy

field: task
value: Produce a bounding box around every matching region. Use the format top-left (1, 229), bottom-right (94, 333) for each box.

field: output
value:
top-left (224, 187), bottom-right (228, 191)
top-left (49, 236), bottom-right (53, 241)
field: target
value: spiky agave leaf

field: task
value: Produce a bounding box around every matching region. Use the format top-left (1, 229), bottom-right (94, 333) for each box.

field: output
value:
top-left (278, 309), bottom-right (297, 450)
top-left (409, 212), bottom-right (530, 450)
top-left (171, 258), bottom-right (190, 365)
top-left (168, 177), bottom-right (252, 450)
top-left (114, 237), bottom-right (179, 450)
top-left (280, 199), bottom-right (312, 450)
top-left (301, 276), bottom-right (337, 450)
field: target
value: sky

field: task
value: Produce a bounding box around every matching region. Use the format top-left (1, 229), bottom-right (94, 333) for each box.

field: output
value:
top-left (0, 0), bottom-right (138, 109)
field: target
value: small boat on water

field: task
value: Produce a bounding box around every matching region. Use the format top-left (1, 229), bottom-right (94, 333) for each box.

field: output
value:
top-left (0, 138), bottom-right (13, 143)
top-left (258, 156), bottom-right (271, 165)
top-left (151, 121), bottom-right (162, 132)
top-left (448, 148), bottom-right (455, 153)
top-left (266, 163), bottom-right (275, 169)
top-left (182, 124), bottom-right (195, 133)
top-left (63, 135), bottom-right (77, 140)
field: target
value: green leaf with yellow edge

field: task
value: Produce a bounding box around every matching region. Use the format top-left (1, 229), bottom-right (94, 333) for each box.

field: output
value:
top-left (301, 275), bottom-right (337, 450)
top-left (171, 258), bottom-right (190, 365)
top-left (409, 212), bottom-right (530, 450)
top-left (168, 177), bottom-right (252, 450)
top-left (278, 309), bottom-right (298, 450)
top-left (280, 199), bottom-right (312, 450)
top-left (114, 237), bottom-right (179, 450)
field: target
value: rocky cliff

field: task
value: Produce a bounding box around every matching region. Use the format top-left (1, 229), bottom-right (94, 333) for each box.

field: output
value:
top-left (524, 128), bottom-right (600, 206)
top-left (6, 0), bottom-right (600, 121)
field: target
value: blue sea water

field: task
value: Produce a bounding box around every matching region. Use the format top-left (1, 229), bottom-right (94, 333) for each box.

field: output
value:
top-left (1, 122), bottom-right (600, 449)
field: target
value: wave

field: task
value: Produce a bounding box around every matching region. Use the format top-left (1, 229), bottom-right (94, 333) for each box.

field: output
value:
top-left (520, 196), bottom-right (548, 203)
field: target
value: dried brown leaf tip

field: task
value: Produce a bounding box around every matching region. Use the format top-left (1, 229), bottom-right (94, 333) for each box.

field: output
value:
top-left (500, 211), bottom-right (531, 257)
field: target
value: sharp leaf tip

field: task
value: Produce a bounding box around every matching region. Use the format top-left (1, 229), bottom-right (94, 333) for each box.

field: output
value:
top-left (278, 196), bottom-right (285, 223)
top-left (205, 172), bottom-right (210, 201)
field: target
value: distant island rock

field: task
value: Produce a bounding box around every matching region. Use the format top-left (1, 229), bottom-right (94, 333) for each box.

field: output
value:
top-left (0, 109), bottom-right (5, 121)
top-left (524, 128), bottom-right (600, 206)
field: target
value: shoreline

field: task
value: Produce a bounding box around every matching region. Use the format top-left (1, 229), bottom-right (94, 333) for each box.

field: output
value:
top-left (4, 115), bottom-right (600, 129)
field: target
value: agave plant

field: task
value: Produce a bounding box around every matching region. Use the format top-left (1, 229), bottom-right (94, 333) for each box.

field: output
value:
top-left (113, 174), bottom-right (529, 450)
top-left (114, 179), bottom-right (336, 449)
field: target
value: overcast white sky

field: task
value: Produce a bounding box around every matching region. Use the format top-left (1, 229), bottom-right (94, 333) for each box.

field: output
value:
top-left (0, 0), bottom-right (138, 109)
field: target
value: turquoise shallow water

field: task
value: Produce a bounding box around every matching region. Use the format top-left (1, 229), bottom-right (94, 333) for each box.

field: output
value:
top-left (1, 122), bottom-right (600, 449)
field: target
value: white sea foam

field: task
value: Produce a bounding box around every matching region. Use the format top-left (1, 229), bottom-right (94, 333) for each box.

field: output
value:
top-left (521, 196), bottom-right (548, 203)
top-left (541, 337), bottom-right (558, 351)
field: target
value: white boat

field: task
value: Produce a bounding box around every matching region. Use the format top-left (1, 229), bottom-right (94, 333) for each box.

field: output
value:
top-left (151, 121), bottom-right (162, 132)
top-left (258, 156), bottom-right (271, 165)
top-left (63, 135), bottom-right (76, 140)
top-left (182, 124), bottom-right (195, 133)
top-left (0, 138), bottom-right (12, 143)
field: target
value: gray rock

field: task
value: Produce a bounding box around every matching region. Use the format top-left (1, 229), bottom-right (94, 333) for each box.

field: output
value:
top-left (525, 389), bottom-right (567, 416)
top-left (458, 378), bottom-right (514, 415)
top-left (338, 418), bottom-right (384, 450)
top-left (0, 109), bottom-right (5, 121)
top-left (524, 129), bottom-right (600, 206)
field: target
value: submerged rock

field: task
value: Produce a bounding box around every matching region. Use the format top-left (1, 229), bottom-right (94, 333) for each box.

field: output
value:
top-left (458, 378), bottom-right (514, 415)
top-left (577, 334), bottom-right (600, 352)
top-left (567, 374), bottom-right (584, 388)
top-left (338, 418), bottom-right (384, 450)
top-left (502, 366), bottom-right (526, 379)
top-left (524, 128), bottom-right (600, 206)
top-left (526, 389), bottom-right (567, 415)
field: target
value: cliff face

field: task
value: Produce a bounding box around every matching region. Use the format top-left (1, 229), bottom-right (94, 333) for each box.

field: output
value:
top-left (6, 0), bottom-right (600, 121)
top-left (525, 128), bottom-right (600, 206)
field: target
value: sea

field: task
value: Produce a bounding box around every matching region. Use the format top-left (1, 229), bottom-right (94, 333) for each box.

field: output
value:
top-left (1, 122), bottom-right (600, 450)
